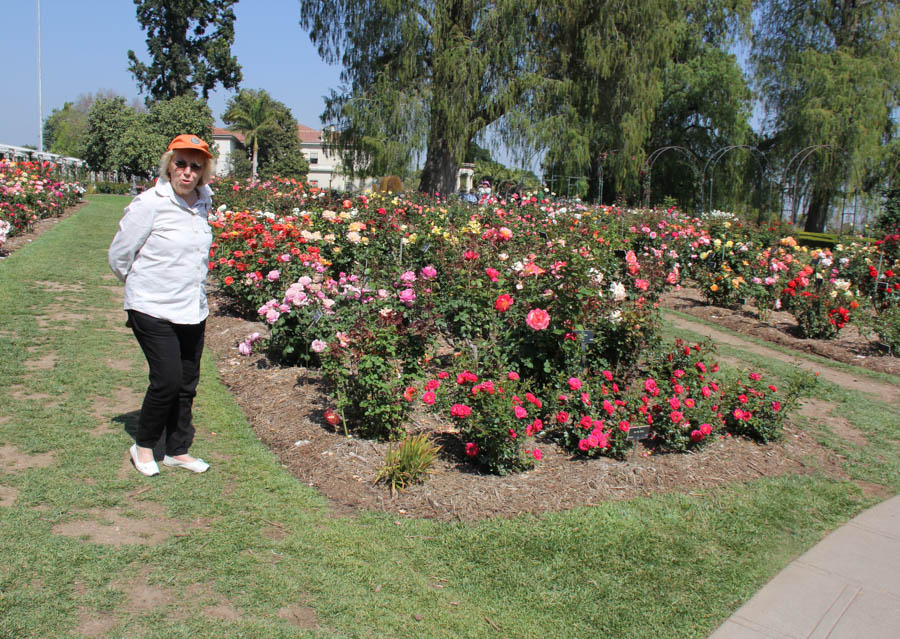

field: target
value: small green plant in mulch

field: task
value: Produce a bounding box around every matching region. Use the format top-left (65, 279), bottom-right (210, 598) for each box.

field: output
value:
top-left (375, 433), bottom-right (441, 494)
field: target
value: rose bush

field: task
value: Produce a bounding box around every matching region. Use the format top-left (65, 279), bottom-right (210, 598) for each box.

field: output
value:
top-left (0, 161), bottom-right (84, 242)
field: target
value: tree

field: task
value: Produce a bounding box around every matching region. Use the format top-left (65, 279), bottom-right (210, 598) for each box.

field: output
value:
top-left (115, 113), bottom-right (166, 180)
top-left (148, 94), bottom-right (214, 143)
top-left (83, 95), bottom-right (214, 179)
top-left (83, 97), bottom-right (136, 173)
top-left (646, 4), bottom-right (754, 211)
top-left (43, 102), bottom-right (88, 158)
top-left (223, 89), bottom-right (308, 180)
top-left (536, 0), bottom-right (751, 204)
top-left (752, 0), bottom-right (900, 232)
top-left (222, 89), bottom-right (278, 179)
top-left (299, 0), bottom-right (546, 195)
top-left (43, 91), bottom-right (125, 158)
top-left (127, 0), bottom-right (242, 103)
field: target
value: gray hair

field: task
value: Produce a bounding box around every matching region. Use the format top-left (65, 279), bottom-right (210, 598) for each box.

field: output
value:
top-left (158, 149), bottom-right (214, 186)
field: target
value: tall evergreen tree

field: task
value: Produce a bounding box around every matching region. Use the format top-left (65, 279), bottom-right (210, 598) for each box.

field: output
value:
top-left (298, 0), bottom-right (546, 195)
top-left (127, 0), bottom-right (242, 103)
top-left (752, 0), bottom-right (900, 232)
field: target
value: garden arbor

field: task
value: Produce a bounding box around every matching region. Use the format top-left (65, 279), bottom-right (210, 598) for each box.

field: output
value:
top-left (641, 146), bottom-right (701, 209)
top-left (702, 145), bottom-right (770, 220)
top-left (781, 145), bottom-right (862, 234)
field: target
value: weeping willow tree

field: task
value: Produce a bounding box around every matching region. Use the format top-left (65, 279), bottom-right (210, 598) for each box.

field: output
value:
top-left (531, 0), bottom-right (751, 204)
top-left (298, 0), bottom-right (547, 194)
top-left (752, 0), bottom-right (900, 232)
top-left (527, 0), bottom-right (684, 203)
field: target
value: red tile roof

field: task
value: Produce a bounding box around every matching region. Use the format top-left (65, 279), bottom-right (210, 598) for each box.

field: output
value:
top-left (212, 127), bottom-right (245, 143)
top-left (297, 124), bottom-right (323, 144)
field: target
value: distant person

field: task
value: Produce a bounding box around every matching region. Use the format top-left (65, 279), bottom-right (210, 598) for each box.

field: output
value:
top-left (108, 134), bottom-right (215, 477)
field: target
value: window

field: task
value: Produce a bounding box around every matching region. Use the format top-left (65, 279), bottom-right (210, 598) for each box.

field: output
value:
top-left (308, 152), bottom-right (318, 165)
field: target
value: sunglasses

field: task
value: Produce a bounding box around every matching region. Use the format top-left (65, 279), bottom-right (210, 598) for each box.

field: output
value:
top-left (173, 159), bottom-right (204, 172)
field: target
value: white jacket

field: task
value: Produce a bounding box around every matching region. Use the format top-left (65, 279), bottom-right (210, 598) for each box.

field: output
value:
top-left (108, 177), bottom-right (214, 324)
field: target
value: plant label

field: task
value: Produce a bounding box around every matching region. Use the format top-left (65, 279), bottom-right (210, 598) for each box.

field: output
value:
top-left (626, 426), bottom-right (650, 442)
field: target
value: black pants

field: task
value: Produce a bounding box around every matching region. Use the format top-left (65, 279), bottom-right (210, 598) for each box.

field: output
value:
top-left (128, 310), bottom-right (205, 456)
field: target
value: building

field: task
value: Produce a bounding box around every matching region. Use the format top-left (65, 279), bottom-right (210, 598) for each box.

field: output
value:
top-left (211, 128), bottom-right (244, 177)
top-left (211, 124), bottom-right (375, 191)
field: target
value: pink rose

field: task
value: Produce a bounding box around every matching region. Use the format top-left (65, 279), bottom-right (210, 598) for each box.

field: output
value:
top-left (420, 265), bottom-right (437, 279)
top-left (526, 308), bottom-right (550, 330)
top-left (485, 267), bottom-right (500, 282)
top-left (267, 270), bottom-right (280, 282)
top-left (513, 405), bottom-right (528, 419)
top-left (465, 442), bottom-right (478, 456)
top-left (422, 390), bottom-right (436, 405)
top-left (568, 377), bottom-right (582, 391)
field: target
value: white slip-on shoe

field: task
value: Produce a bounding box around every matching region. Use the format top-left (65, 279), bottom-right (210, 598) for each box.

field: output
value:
top-left (129, 444), bottom-right (160, 477)
top-left (162, 455), bottom-right (210, 473)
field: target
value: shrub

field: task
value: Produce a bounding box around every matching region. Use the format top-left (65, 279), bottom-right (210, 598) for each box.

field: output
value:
top-left (630, 339), bottom-right (725, 452)
top-left (421, 368), bottom-right (544, 475)
top-left (547, 373), bottom-right (630, 459)
top-left (722, 371), bottom-right (815, 442)
top-left (375, 433), bottom-right (441, 494)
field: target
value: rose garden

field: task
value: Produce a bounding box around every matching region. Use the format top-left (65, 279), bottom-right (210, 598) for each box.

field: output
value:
top-left (2, 155), bottom-right (900, 637)
top-left (3, 161), bottom-right (898, 488)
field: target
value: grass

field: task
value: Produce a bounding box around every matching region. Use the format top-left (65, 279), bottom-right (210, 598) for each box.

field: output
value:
top-left (0, 196), bottom-right (896, 638)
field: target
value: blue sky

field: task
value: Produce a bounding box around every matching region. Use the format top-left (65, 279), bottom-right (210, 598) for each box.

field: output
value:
top-left (2, 0), bottom-right (343, 148)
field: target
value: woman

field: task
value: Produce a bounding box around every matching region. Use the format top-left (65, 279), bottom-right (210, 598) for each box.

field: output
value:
top-left (109, 134), bottom-right (215, 476)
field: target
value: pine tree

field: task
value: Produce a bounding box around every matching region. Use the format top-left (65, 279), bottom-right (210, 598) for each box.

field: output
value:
top-left (752, 0), bottom-right (900, 232)
top-left (127, 0), bottom-right (242, 103)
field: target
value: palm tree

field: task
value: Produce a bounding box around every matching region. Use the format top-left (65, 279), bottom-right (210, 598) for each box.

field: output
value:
top-left (223, 89), bottom-right (278, 180)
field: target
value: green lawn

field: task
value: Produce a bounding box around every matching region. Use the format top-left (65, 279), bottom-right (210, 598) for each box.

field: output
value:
top-left (0, 195), bottom-right (896, 638)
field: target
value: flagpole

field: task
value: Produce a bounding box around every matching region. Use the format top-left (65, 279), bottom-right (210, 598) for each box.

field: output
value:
top-left (37, 0), bottom-right (43, 152)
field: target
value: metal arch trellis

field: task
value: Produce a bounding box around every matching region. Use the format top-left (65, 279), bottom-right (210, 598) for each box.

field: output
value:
top-left (781, 144), bottom-right (860, 233)
top-left (642, 146), bottom-right (701, 209)
top-left (781, 145), bottom-right (835, 224)
top-left (701, 145), bottom-right (769, 217)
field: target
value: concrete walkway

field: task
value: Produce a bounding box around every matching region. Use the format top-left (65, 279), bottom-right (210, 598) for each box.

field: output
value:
top-left (709, 495), bottom-right (900, 638)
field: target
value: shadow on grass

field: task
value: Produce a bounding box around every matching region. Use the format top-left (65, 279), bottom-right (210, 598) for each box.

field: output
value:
top-left (113, 409), bottom-right (166, 461)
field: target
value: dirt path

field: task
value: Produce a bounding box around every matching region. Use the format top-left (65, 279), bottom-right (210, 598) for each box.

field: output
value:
top-left (666, 313), bottom-right (900, 405)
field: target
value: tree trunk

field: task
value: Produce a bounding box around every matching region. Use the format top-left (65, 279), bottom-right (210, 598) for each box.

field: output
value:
top-left (587, 153), bottom-right (603, 203)
top-left (804, 182), bottom-right (832, 233)
top-left (419, 132), bottom-right (459, 196)
top-left (251, 137), bottom-right (259, 180)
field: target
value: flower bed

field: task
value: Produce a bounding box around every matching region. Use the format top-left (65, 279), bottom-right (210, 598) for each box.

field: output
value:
top-left (0, 161), bottom-right (84, 246)
top-left (207, 179), bottom-right (833, 473)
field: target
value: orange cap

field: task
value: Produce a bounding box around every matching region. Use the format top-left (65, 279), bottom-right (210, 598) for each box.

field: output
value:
top-left (167, 134), bottom-right (213, 159)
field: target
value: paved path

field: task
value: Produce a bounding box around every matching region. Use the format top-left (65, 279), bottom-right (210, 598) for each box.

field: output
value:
top-left (708, 495), bottom-right (900, 638)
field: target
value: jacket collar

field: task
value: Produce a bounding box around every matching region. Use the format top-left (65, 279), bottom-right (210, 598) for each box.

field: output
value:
top-left (155, 175), bottom-right (214, 209)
